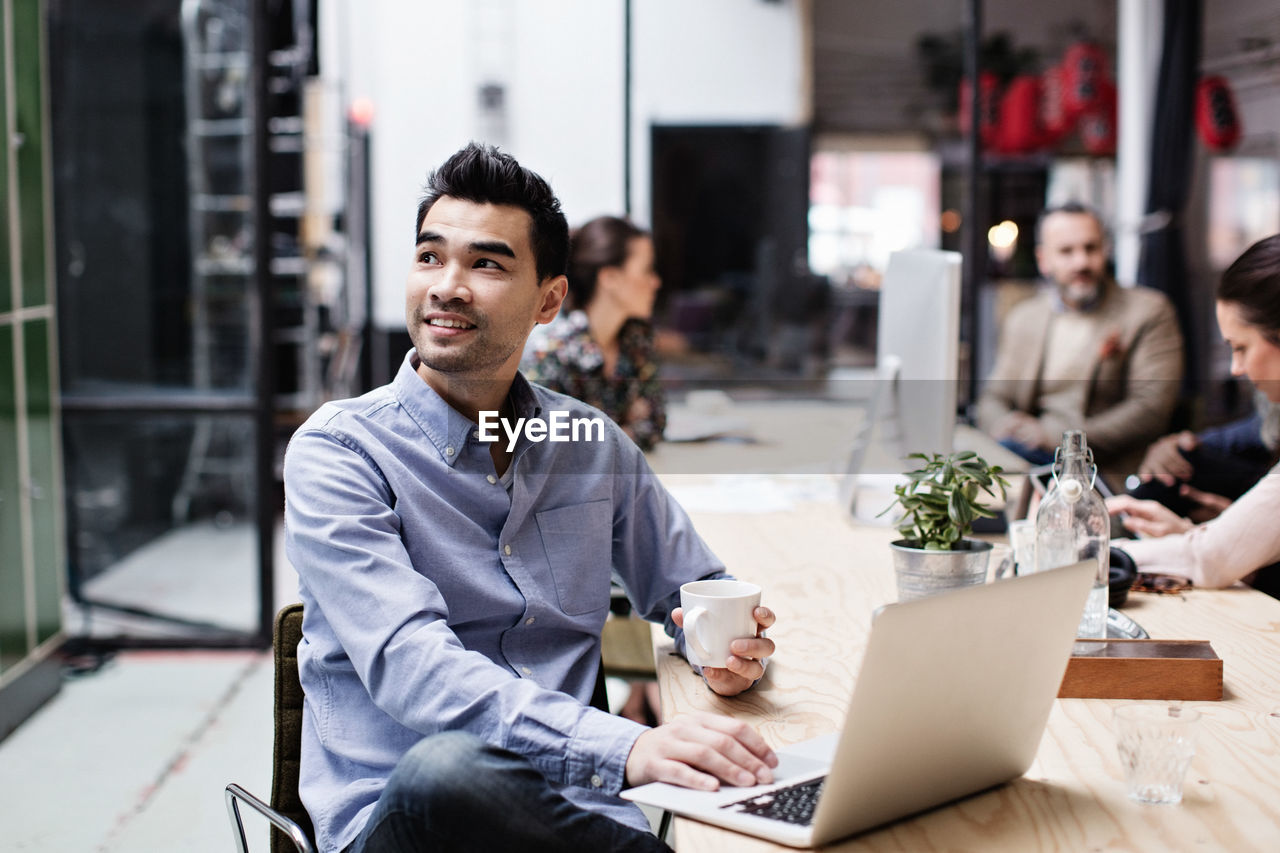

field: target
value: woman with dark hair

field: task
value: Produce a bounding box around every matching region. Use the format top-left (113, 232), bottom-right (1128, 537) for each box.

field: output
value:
top-left (1108, 233), bottom-right (1280, 594)
top-left (522, 215), bottom-right (666, 450)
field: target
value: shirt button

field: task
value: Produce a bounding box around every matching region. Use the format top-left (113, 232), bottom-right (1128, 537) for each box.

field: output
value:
top-left (590, 774), bottom-right (603, 788)
top-left (445, 446), bottom-right (455, 457)
top-left (473, 431), bottom-right (481, 441)
top-left (504, 544), bottom-right (512, 556)
top-left (525, 617), bottom-right (535, 626)
top-left (521, 666), bottom-right (533, 675)
top-left (487, 474), bottom-right (497, 485)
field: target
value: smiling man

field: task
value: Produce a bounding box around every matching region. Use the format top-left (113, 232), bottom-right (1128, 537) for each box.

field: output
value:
top-left (283, 143), bottom-right (776, 853)
top-left (975, 202), bottom-right (1185, 481)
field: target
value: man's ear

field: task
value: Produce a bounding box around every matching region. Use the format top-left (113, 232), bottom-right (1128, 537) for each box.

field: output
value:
top-left (534, 275), bottom-right (568, 325)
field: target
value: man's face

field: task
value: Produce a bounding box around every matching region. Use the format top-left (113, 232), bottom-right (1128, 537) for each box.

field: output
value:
top-left (1036, 212), bottom-right (1108, 310)
top-left (406, 197), bottom-right (565, 386)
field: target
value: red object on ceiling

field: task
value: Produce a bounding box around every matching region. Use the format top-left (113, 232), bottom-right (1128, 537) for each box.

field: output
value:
top-left (1040, 63), bottom-right (1075, 145)
top-left (1079, 79), bottom-right (1118, 156)
top-left (996, 74), bottom-right (1046, 154)
top-left (1061, 41), bottom-right (1108, 118)
top-left (1196, 75), bottom-right (1242, 152)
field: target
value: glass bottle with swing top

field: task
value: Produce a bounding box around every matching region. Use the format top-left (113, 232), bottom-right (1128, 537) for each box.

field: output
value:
top-left (1034, 429), bottom-right (1110, 638)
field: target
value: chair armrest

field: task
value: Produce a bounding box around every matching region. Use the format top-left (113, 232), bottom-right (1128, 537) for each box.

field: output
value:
top-left (224, 783), bottom-right (316, 853)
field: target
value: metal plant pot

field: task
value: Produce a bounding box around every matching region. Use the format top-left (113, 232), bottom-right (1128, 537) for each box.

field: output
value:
top-left (890, 538), bottom-right (993, 602)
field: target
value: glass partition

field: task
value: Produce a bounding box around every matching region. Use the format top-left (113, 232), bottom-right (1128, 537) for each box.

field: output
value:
top-left (51, 0), bottom-right (272, 646)
top-left (62, 413), bottom-right (259, 638)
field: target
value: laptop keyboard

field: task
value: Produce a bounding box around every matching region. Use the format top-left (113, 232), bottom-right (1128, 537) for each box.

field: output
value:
top-left (721, 777), bottom-right (826, 826)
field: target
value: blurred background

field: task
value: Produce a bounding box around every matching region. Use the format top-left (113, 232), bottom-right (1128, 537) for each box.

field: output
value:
top-left (2, 0), bottom-right (1278, 768)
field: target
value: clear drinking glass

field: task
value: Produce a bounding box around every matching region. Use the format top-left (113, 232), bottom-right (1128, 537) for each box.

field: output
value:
top-left (1008, 519), bottom-right (1037, 575)
top-left (1115, 704), bottom-right (1200, 804)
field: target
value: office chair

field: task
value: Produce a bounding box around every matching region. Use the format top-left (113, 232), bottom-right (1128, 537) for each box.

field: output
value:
top-left (224, 603), bottom-right (315, 853)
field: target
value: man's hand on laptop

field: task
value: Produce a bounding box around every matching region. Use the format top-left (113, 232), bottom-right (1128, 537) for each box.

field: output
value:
top-left (625, 712), bottom-right (778, 791)
top-left (673, 605), bottom-right (776, 696)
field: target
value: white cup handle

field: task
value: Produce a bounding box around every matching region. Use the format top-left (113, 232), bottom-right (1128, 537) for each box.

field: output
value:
top-left (684, 606), bottom-right (712, 663)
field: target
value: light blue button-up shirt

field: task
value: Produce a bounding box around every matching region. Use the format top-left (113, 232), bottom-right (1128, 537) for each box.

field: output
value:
top-left (284, 351), bottom-right (726, 852)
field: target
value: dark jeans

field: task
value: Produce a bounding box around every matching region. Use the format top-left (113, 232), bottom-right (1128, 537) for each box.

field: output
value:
top-left (342, 732), bottom-right (670, 853)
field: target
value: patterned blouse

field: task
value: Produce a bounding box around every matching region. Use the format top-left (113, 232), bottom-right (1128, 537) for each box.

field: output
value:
top-left (521, 310), bottom-right (666, 451)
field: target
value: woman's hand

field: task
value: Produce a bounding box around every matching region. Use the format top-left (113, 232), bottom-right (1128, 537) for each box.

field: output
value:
top-left (1106, 495), bottom-right (1194, 538)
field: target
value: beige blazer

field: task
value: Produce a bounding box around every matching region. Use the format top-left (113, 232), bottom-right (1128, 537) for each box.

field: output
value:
top-left (975, 280), bottom-right (1185, 479)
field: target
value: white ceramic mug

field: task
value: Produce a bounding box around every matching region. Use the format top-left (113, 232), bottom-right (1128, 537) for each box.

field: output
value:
top-left (679, 579), bottom-right (761, 668)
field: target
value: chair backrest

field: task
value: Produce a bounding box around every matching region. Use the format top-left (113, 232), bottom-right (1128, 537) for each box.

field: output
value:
top-left (271, 603), bottom-right (315, 853)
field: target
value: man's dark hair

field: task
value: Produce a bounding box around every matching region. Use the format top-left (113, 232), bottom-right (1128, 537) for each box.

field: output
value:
top-left (416, 142), bottom-right (570, 282)
top-left (1035, 201), bottom-right (1105, 246)
top-left (1218, 232), bottom-right (1280, 347)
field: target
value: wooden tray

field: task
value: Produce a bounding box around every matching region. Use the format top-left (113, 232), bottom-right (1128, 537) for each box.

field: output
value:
top-left (1057, 639), bottom-right (1222, 700)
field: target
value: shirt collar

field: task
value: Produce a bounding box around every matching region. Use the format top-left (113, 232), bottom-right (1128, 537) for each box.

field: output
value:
top-left (392, 349), bottom-right (543, 467)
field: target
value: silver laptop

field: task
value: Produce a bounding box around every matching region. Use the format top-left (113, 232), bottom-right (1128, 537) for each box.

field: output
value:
top-left (622, 561), bottom-right (1094, 848)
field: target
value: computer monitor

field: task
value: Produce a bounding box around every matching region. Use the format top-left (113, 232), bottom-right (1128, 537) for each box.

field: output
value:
top-left (876, 248), bottom-right (962, 464)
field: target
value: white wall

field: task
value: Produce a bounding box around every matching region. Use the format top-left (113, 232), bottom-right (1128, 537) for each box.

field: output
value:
top-left (630, 0), bottom-right (807, 226)
top-left (324, 0), bottom-right (807, 330)
top-left (322, 0), bottom-right (479, 331)
top-left (503, 1), bottom-right (626, 226)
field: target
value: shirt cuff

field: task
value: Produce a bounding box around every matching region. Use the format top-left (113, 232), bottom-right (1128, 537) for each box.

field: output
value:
top-left (1113, 535), bottom-right (1195, 581)
top-left (569, 707), bottom-right (648, 795)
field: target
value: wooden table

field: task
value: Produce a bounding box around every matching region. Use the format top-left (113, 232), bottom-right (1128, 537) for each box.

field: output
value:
top-left (649, 482), bottom-right (1280, 852)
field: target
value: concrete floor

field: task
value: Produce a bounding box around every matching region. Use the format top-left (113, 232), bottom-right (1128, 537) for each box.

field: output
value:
top-left (2, 522), bottom-right (286, 852)
top-left (1, 647), bottom-right (274, 852)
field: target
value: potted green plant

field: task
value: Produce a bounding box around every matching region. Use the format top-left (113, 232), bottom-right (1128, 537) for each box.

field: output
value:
top-left (881, 450), bottom-right (1011, 600)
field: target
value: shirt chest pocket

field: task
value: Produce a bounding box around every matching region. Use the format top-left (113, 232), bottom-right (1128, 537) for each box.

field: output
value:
top-left (535, 499), bottom-right (613, 616)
